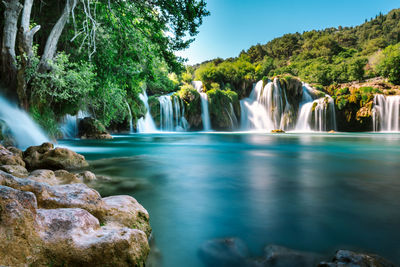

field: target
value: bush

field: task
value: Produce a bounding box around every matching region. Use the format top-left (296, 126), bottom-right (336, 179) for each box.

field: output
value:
top-left (377, 43), bottom-right (400, 84)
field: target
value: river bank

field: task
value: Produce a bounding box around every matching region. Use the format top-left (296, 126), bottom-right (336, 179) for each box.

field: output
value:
top-left (0, 142), bottom-right (151, 266)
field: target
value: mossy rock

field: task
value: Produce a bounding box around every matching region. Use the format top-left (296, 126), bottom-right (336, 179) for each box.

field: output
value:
top-left (177, 85), bottom-right (202, 130)
top-left (148, 96), bottom-right (161, 128)
top-left (78, 117), bottom-right (112, 139)
top-left (206, 89), bottom-right (240, 130)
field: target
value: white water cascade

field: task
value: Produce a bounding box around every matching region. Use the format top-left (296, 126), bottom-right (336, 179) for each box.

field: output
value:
top-left (158, 95), bottom-right (189, 131)
top-left (295, 84), bottom-right (337, 132)
top-left (0, 95), bottom-right (49, 148)
top-left (192, 81), bottom-right (211, 131)
top-left (126, 101), bottom-right (134, 133)
top-left (137, 90), bottom-right (157, 133)
top-left (240, 80), bottom-right (337, 132)
top-left (60, 111), bottom-right (90, 139)
top-left (373, 95), bottom-right (400, 132)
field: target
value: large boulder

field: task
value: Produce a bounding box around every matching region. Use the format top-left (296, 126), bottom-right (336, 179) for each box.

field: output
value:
top-left (0, 185), bottom-right (45, 265)
top-left (318, 250), bottom-right (395, 267)
top-left (0, 144), bottom-right (25, 167)
top-left (176, 85), bottom-right (203, 130)
top-left (36, 208), bottom-right (150, 266)
top-left (103, 195), bottom-right (152, 237)
top-left (23, 142), bottom-right (89, 170)
top-left (78, 117), bottom-right (112, 139)
top-left (207, 89), bottom-right (240, 130)
top-left (0, 172), bottom-right (151, 266)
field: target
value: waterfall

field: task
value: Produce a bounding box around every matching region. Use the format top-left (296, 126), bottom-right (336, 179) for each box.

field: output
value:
top-left (295, 84), bottom-right (336, 132)
top-left (240, 80), bottom-right (336, 132)
top-left (137, 90), bottom-right (157, 133)
top-left (60, 111), bottom-right (90, 139)
top-left (192, 81), bottom-right (212, 131)
top-left (158, 94), bottom-right (189, 132)
top-left (125, 101), bottom-right (134, 133)
top-left (0, 95), bottom-right (49, 148)
top-left (373, 95), bottom-right (400, 132)
top-left (240, 79), bottom-right (291, 131)
top-left (226, 103), bottom-right (238, 129)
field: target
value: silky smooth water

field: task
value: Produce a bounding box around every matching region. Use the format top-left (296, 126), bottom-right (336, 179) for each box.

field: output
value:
top-left (59, 133), bottom-right (400, 266)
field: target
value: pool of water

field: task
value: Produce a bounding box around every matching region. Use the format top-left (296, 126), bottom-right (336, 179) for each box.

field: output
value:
top-left (59, 132), bottom-right (400, 266)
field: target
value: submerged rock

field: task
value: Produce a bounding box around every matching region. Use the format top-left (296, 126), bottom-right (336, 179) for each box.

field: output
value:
top-left (23, 142), bottom-right (89, 170)
top-left (318, 250), bottom-right (395, 267)
top-left (271, 129), bottom-right (285, 133)
top-left (78, 117), bottom-right (113, 139)
top-left (260, 245), bottom-right (323, 267)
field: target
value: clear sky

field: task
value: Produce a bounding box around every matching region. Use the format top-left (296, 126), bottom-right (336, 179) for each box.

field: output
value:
top-left (176, 0), bottom-right (400, 65)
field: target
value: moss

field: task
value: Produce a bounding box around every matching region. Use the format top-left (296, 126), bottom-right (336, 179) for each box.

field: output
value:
top-left (148, 96), bottom-right (161, 127)
top-left (176, 84), bottom-right (202, 129)
top-left (206, 89), bottom-right (240, 130)
top-left (336, 95), bottom-right (349, 110)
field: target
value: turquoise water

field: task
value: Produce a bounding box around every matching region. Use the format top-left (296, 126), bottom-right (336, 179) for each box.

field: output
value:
top-left (59, 133), bottom-right (400, 266)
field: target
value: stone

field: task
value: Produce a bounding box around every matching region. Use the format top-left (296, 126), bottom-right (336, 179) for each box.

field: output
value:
top-left (77, 170), bottom-right (97, 182)
top-left (271, 129), bottom-right (285, 133)
top-left (0, 164), bottom-right (28, 177)
top-left (6, 146), bottom-right (23, 158)
top-left (78, 117), bottom-right (113, 139)
top-left (23, 142), bottom-right (89, 170)
top-left (36, 208), bottom-right (150, 266)
top-left (0, 185), bottom-right (45, 266)
top-left (54, 169), bottom-right (82, 184)
top-left (0, 144), bottom-right (25, 167)
top-left (199, 238), bottom-right (250, 267)
top-left (261, 245), bottom-right (323, 267)
top-left (103, 195), bottom-right (152, 237)
top-left (318, 250), bottom-right (395, 267)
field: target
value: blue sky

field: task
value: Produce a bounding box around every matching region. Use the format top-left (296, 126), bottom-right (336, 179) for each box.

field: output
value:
top-left (176, 0), bottom-right (400, 65)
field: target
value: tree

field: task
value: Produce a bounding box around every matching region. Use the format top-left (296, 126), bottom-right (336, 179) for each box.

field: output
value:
top-left (377, 43), bottom-right (400, 84)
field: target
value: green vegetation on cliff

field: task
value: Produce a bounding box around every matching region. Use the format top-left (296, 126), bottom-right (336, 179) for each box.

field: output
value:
top-left (191, 9), bottom-right (400, 95)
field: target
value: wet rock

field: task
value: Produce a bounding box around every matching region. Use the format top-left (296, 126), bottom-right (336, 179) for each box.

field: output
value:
top-left (6, 146), bottom-right (23, 158)
top-left (260, 245), bottom-right (323, 267)
top-left (0, 144), bottom-right (25, 167)
top-left (36, 208), bottom-right (150, 266)
top-left (54, 169), bottom-right (82, 184)
top-left (23, 142), bottom-right (89, 170)
top-left (77, 170), bottom-right (97, 182)
top-left (318, 250), bottom-right (395, 267)
top-left (0, 164), bottom-right (28, 177)
top-left (78, 117), bottom-right (113, 139)
top-left (103, 195), bottom-right (152, 237)
top-left (271, 129), bottom-right (285, 133)
top-left (199, 238), bottom-right (250, 267)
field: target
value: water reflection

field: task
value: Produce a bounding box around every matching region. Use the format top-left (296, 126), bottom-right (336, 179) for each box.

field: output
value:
top-left (59, 133), bottom-right (400, 266)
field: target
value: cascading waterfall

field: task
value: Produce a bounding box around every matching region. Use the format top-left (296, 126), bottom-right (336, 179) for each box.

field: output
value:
top-left (373, 95), bottom-right (400, 132)
top-left (0, 95), bottom-right (49, 148)
top-left (137, 90), bottom-right (157, 133)
top-left (192, 81), bottom-right (212, 131)
top-left (240, 80), bottom-right (337, 132)
top-left (295, 83), bottom-right (337, 132)
top-left (125, 101), bottom-right (134, 133)
top-left (158, 95), bottom-right (189, 131)
top-left (226, 103), bottom-right (238, 129)
top-left (60, 110), bottom-right (90, 138)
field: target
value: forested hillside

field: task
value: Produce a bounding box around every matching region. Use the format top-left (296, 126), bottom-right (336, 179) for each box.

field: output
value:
top-left (0, 0), bottom-right (209, 135)
top-left (191, 9), bottom-right (400, 93)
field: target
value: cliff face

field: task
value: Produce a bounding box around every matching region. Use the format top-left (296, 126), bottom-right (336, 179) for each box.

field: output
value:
top-left (325, 77), bottom-right (400, 131)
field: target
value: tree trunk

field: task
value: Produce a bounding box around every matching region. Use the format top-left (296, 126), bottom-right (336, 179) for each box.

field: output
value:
top-left (39, 0), bottom-right (77, 71)
top-left (1, 0), bottom-right (22, 89)
top-left (16, 0), bottom-right (40, 110)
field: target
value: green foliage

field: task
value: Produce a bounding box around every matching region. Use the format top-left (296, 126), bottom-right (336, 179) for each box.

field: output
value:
top-left (29, 52), bottom-right (95, 117)
top-left (30, 106), bottom-right (60, 138)
top-left (336, 96), bottom-right (349, 110)
top-left (206, 89), bottom-right (239, 129)
top-left (377, 43), bottom-right (400, 84)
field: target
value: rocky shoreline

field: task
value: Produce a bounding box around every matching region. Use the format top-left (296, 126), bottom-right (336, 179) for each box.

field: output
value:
top-left (0, 142), bottom-right (150, 266)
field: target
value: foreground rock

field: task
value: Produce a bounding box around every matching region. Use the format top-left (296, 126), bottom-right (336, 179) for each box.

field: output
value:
top-left (78, 117), bottom-right (113, 139)
top-left (0, 144), bottom-right (151, 266)
top-left (199, 238), bottom-right (395, 267)
top-left (23, 142), bottom-right (89, 170)
top-left (319, 250), bottom-right (395, 267)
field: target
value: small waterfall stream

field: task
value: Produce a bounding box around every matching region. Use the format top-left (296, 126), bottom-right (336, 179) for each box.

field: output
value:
top-left (60, 111), bottom-right (90, 139)
top-left (192, 81), bottom-right (212, 131)
top-left (137, 90), bottom-right (157, 133)
top-left (126, 101), bottom-right (134, 133)
top-left (159, 95), bottom-right (189, 131)
top-left (373, 95), bottom-right (400, 132)
top-left (0, 95), bottom-right (49, 148)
